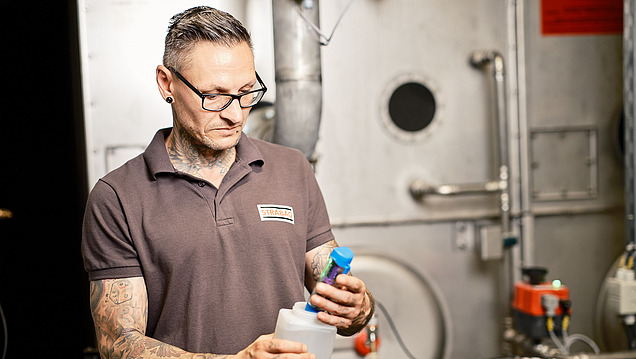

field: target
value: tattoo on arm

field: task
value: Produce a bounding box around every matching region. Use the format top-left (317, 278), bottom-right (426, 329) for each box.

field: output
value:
top-left (90, 278), bottom-right (220, 358)
top-left (310, 241), bottom-right (337, 281)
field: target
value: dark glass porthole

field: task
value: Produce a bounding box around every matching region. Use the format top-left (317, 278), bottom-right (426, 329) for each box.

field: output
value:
top-left (388, 82), bottom-right (436, 132)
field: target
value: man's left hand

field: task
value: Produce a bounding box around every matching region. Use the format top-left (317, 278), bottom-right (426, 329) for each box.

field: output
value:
top-left (309, 274), bottom-right (374, 336)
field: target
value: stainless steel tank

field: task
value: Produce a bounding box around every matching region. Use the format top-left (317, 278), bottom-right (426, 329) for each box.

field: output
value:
top-left (77, 0), bottom-right (624, 358)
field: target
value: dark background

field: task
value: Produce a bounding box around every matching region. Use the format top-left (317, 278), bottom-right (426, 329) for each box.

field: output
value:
top-left (0, 1), bottom-right (95, 357)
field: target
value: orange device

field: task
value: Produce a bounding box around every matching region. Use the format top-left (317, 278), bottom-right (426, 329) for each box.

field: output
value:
top-left (512, 268), bottom-right (571, 338)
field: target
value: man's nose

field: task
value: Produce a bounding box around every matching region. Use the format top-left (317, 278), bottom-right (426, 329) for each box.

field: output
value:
top-left (220, 97), bottom-right (244, 123)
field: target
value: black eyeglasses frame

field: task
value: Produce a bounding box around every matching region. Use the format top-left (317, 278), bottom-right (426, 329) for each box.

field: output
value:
top-left (167, 66), bottom-right (267, 112)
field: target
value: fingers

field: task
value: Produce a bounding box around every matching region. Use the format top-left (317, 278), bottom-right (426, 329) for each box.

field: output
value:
top-left (313, 275), bottom-right (366, 308)
top-left (255, 338), bottom-right (307, 353)
top-left (310, 274), bottom-right (368, 330)
top-left (336, 273), bottom-right (366, 294)
top-left (241, 336), bottom-right (316, 358)
top-left (255, 333), bottom-right (274, 341)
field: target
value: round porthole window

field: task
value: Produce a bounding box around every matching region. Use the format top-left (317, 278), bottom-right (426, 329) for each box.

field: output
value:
top-left (381, 74), bottom-right (440, 142)
top-left (389, 82), bottom-right (436, 132)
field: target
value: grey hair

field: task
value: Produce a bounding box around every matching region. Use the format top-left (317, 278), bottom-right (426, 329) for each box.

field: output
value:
top-left (163, 6), bottom-right (253, 70)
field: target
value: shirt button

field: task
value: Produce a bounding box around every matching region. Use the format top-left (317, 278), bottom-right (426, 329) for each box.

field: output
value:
top-left (197, 182), bottom-right (206, 187)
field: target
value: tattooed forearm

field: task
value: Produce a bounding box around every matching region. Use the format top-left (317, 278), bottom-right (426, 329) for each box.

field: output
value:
top-left (90, 278), bottom-right (220, 359)
top-left (310, 241), bottom-right (337, 281)
top-left (90, 280), bottom-right (105, 313)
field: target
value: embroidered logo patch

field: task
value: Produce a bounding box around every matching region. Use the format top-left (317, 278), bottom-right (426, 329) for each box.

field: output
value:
top-left (257, 204), bottom-right (294, 224)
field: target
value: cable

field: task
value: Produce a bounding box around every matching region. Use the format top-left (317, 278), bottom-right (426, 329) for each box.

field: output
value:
top-left (296, 0), bottom-right (356, 46)
top-left (564, 333), bottom-right (601, 354)
top-left (623, 320), bottom-right (636, 350)
top-left (556, 310), bottom-right (600, 355)
top-left (0, 301), bottom-right (7, 359)
top-left (547, 316), bottom-right (568, 355)
top-left (549, 329), bottom-right (568, 355)
top-left (375, 300), bottom-right (419, 359)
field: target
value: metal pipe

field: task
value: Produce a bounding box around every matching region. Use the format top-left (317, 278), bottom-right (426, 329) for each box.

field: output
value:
top-left (271, 0), bottom-right (323, 161)
top-left (624, 0), bottom-right (636, 252)
top-left (470, 52), bottom-right (517, 357)
top-left (513, 0), bottom-right (535, 270)
top-left (410, 178), bottom-right (503, 198)
top-left (470, 50), bottom-right (512, 237)
top-left (409, 50), bottom-right (512, 236)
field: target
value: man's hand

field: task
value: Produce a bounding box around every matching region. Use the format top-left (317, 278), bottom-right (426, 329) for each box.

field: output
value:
top-left (309, 274), bottom-right (375, 336)
top-left (234, 334), bottom-right (316, 359)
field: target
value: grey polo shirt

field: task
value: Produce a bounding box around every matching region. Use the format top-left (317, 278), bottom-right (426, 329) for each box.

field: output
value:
top-left (81, 128), bottom-right (334, 354)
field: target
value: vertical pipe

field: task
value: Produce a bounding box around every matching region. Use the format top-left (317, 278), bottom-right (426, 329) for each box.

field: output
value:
top-left (514, 0), bottom-right (534, 270)
top-left (624, 0), bottom-right (636, 251)
top-left (272, 0), bottom-right (323, 161)
top-left (470, 51), bottom-right (512, 238)
top-left (493, 54), bottom-right (512, 239)
top-left (471, 51), bottom-right (515, 357)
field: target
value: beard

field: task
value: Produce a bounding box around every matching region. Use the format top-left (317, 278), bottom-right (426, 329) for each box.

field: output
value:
top-left (174, 120), bottom-right (243, 154)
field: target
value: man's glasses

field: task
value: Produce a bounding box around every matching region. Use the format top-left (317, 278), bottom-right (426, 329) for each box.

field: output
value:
top-left (167, 66), bottom-right (267, 112)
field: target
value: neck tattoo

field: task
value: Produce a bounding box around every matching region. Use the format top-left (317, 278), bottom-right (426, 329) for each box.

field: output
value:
top-left (167, 128), bottom-right (235, 179)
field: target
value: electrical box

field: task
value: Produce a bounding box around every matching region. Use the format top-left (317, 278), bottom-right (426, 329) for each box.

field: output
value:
top-left (607, 275), bottom-right (636, 315)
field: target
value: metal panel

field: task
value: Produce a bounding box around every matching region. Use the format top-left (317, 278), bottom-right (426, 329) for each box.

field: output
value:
top-left (317, 0), bottom-right (510, 224)
top-left (519, 0), bottom-right (624, 344)
top-left (521, 1), bottom-right (623, 214)
top-left (315, 3), bottom-right (512, 357)
top-left (331, 223), bottom-right (503, 359)
top-left (530, 126), bottom-right (598, 201)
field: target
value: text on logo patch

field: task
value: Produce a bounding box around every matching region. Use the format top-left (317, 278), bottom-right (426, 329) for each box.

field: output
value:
top-left (257, 204), bottom-right (294, 224)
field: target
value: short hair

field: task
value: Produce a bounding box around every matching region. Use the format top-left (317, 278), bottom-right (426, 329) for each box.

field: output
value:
top-left (163, 6), bottom-right (253, 70)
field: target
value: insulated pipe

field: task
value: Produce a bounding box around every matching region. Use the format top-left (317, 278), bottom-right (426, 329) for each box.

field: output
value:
top-left (272, 0), bottom-right (323, 161)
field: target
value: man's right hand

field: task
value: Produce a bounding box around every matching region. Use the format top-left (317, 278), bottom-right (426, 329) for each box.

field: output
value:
top-left (234, 334), bottom-right (316, 359)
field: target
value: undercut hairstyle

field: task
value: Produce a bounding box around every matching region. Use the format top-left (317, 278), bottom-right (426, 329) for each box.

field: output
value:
top-left (163, 6), bottom-right (253, 70)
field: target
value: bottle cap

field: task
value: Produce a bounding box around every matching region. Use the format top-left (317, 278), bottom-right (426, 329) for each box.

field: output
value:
top-left (331, 247), bottom-right (354, 272)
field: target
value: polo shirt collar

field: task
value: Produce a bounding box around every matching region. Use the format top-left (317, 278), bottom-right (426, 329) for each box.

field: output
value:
top-left (143, 128), bottom-right (265, 180)
top-left (235, 132), bottom-right (265, 167)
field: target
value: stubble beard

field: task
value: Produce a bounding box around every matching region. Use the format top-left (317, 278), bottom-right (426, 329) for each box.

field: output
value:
top-left (176, 121), bottom-right (242, 155)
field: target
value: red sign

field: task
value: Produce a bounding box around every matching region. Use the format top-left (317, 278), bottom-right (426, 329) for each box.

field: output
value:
top-left (541, 0), bottom-right (623, 36)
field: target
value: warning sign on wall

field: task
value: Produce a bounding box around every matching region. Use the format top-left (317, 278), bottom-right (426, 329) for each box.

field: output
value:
top-left (541, 0), bottom-right (623, 36)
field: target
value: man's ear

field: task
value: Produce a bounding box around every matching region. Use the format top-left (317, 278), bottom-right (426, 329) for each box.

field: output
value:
top-left (156, 65), bottom-right (174, 101)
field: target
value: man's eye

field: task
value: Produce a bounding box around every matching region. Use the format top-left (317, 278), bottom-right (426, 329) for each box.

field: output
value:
top-left (205, 94), bottom-right (220, 100)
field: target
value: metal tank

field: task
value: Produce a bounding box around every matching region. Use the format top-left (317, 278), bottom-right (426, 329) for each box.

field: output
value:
top-left (77, 0), bottom-right (624, 358)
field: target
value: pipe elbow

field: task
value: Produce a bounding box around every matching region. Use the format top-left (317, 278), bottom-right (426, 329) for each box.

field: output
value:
top-left (470, 50), bottom-right (504, 75)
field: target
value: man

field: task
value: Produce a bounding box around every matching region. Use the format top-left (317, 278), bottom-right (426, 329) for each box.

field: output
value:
top-left (81, 6), bottom-right (374, 359)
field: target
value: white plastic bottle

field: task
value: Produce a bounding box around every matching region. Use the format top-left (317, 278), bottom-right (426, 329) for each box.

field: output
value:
top-left (273, 302), bottom-right (337, 359)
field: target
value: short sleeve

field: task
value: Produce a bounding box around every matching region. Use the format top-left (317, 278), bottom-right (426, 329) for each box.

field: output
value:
top-left (302, 157), bottom-right (334, 251)
top-left (81, 179), bottom-right (143, 281)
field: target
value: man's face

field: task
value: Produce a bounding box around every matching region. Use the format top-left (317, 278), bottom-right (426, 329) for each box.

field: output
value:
top-left (171, 41), bottom-right (256, 152)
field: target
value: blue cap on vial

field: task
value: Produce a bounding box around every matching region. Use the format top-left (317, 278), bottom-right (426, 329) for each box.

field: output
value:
top-left (331, 247), bottom-right (353, 273)
top-left (305, 247), bottom-right (354, 313)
